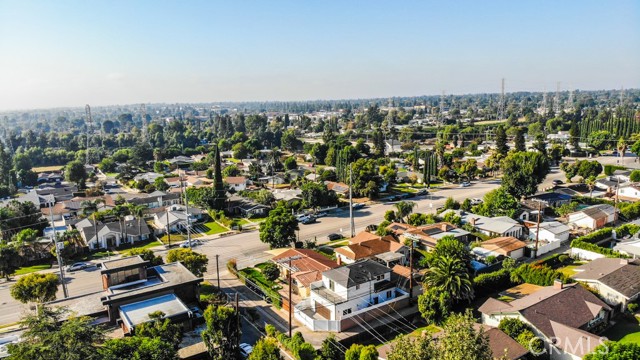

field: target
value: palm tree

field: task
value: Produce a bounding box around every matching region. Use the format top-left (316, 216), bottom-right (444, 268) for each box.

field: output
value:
top-left (81, 199), bottom-right (104, 248)
top-left (132, 204), bottom-right (147, 242)
top-left (111, 205), bottom-right (131, 246)
top-left (394, 201), bottom-right (417, 223)
top-left (423, 256), bottom-right (474, 302)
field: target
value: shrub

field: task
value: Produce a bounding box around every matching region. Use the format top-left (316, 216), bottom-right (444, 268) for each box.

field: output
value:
top-left (265, 324), bottom-right (277, 337)
top-left (516, 330), bottom-right (544, 354)
top-left (227, 258), bottom-right (238, 275)
top-left (571, 239), bottom-right (627, 258)
top-left (486, 255), bottom-right (497, 265)
top-left (261, 262), bottom-right (280, 281)
top-left (510, 263), bottom-right (567, 286)
top-left (627, 302), bottom-right (639, 313)
top-left (473, 268), bottom-right (512, 297)
top-left (499, 318), bottom-right (529, 338)
top-left (604, 164), bottom-right (626, 176)
top-left (558, 255), bottom-right (570, 265)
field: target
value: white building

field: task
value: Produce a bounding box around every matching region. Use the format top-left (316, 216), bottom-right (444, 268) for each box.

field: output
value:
top-left (224, 176), bottom-right (248, 192)
top-left (442, 210), bottom-right (524, 239)
top-left (618, 183), bottom-right (640, 201)
top-left (572, 258), bottom-right (640, 309)
top-left (527, 221), bottom-right (571, 256)
top-left (294, 260), bottom-right (409, 332)
top-left (567, 204), bottom-right (616, 230)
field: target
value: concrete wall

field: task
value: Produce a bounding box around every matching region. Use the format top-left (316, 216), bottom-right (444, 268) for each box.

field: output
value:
top-left (570, 248), bottom-right (606, 261)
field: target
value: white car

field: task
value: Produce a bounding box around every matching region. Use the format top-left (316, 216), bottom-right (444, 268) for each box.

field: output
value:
top-left (470, 198), bottom-right (483, 205)
top-left (459, 182), bottom-right (471, 188)
top-left (180, 239), bottom-right (203, 248)
top-left (239, 343), bottom-right (253, 358)
top-left (67, 262), bottom-right (90, 272)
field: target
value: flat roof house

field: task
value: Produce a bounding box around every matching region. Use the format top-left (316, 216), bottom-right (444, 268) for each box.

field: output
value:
top-left (294, 260), bottom-right (409, 332)
top-left (386, 222), bottom-right (472, 251)
top-left (442, 210), bottom-right (524, 239)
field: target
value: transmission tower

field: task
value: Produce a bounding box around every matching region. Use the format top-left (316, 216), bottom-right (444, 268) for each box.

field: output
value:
top-left (85, 104), bottom-right (92, 165)
top-left (620, 86), bottom-right (625, 106)
top-left (497, 78), bottom-right (505, 120)
top-left (567, 88), bottom-right (575, 110)
top-left (541, 91), bottom-right (548, 115)
top-left (554, 82), bottom-right (562, 114)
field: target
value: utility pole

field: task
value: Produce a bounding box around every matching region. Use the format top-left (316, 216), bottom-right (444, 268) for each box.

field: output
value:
top-left (215, 254), bottom-right (220, 289)
top-left (235, 293), bottom-right (240, 351)
top-left (534, 201), bottom-right (542, 259)
top-left (165, 208), bottom-right (171, 247)
top-left (614, 176), bottom-right (620, 225)
top-left (288, 258), bottom-right (293, 338)
top-left (409, 239), bottom-right (414, 300)
top-left (50, 201), bottom-right (69, 298)
top-left (182, 170), bottom-right (192, 249)
top-left (85, 104), bottom-right (92, 165)
top-left (349, 163), bottom-right (355, 238)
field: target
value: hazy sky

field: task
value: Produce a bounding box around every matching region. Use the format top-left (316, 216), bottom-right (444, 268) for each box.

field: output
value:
top-left (0, 0), bottom-right (638, 110)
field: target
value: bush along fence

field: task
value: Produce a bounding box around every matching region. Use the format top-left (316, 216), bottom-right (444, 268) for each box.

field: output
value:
top-left (236, 267), bottom-right (282, 309)
top-left (569, 223), bottom-right (639, 259)
top-left (265, 324), bottom-right (317, 360)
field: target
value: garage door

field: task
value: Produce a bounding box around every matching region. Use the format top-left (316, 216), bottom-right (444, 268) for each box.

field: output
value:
top-left (315, 301), bottom-right (331, 319)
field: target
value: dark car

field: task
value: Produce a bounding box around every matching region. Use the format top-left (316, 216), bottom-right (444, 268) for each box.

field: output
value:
top-left (416, 189), bottom-right (428, 196)
top-left (552, 179), bottom-right (564, 186)
top-left (327, 233), bottom-right (342, 241)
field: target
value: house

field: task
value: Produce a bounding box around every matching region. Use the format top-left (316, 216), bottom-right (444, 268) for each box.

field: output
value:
top-left (152, 205), bottom-right (205, 234)
top-left (76, 219), bottom-right (151, 249)
top-left (271, 249), bottom-right (339, 298)
top-left (526, 193), bottom-right (572, 208)
top-left (100, 256), bottom-right (202, 329)
top-left (567, 204), bottom-right (616, 230)
top-left (385, 139), bottom-right (402, 153)
top-left (595, 178), bottom-right (618, 193)
top-left (612, 170), bottom-right (632, 183)
top-left (614, 235), bottom-right (640, 259)
top-left (294, 260), bottom-right (409, 332)
top-left (479, 282), bottom-right (611, 360)
top-left (442, 210), bottom-right (524, 238)
top-left (272, 189), bottom-right (302, 203)
top-left (334, 238), bottom-right (408, 266)
top-left (36, 184), bottom-right (78, 202)
top-left (525, 221), bottom-right (571, 257)
top-left (476, 237), bottom-right (527, 259)
top-left (572, 258), bottom-right (640, 309)
top-left (133, 172), bottom-right (164, 183)
top-left (324, 181), bottom-right (350, 196)
top-left (167, 156), bottom-right (194, 167)
top-left (224, 176), bottom-right (248, 192)
top-left (388, 222), bottom-right (472, 251)
top-left (37, 172), bottom-right (63, 184)
top-left (226, 194), bottom-right (270, 218)
top-left (618, 183), bottom-right (640, 202)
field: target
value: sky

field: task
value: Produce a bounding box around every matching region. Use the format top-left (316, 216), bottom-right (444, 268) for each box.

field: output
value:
top-left (0, 0), bottom-right (638, 110)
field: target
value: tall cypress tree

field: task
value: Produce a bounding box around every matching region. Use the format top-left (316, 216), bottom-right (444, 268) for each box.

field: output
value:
top-left (495, 125), bottom-right (509, 156)
top-left (212, 144), bottom-right (226, 210)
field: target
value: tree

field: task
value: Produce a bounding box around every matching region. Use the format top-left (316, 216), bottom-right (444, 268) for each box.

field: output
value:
top-left (135, 311), bottom-right (183, 349)
top-left (284, 156), bottom-right (297, 171)
top-left (201, 304), bottom-right (241, 360)
top-left (125, 248), bottom-right (163, 266)
top-left (281, 129), bottom-right (300, 151)
top-left (222, 164), bottom-right (240, 177)
top-left (319, 334), bottom-right (343, 360)
top-left (500, 151), bottom-right (550, 198)
top-left (587, 130), bottom-right (611, 151)
top-left (259, 205), bottom-right (299, 249)
top-left (435, 310), bottom-right (493, 360)
top-left (418, 288), bottom-right (452, 324)
top-left (393, 201), bottom-right (417, 222)
top-left (631, 139), bottom-right (640, 158)
top-left (261, 262), bottom-right (280, 281)
top-left (212, 144), bottom-right (227, 210)
top-left (154, 177), bottom-right (170, 191)
top-left (630, 170), bottom-right (640, 182)
top-left (65, 160), bottom-right (88, 188)
top-left (345, 344), bottom-right (378, 360)
top-left (10, 272), bottom-right (60, 307)
top-left (0, 244), bottom-right (23, 279)
top-left (514, 127), bottom-right (526, 152)
top-left (100, 336), bottom-right (177, 360)
top-left (300, 181), bottom-right (338, 209)
top-left (495, 125), bottom-right (509, 156)
top-left (386, 334), bottom-right (434, 360)
top-left (248, 337), bottom-right (283, 360)
top-left (7, 307), bottom-right (105, 360)
top-left (473, 187), bottom-right (519, 217)
top-left (423, 256), bottom-right (474, 302)
top-left (166, 248), bottom-right (208, 277)
top-left (584, 341), bottom-right (640, 360)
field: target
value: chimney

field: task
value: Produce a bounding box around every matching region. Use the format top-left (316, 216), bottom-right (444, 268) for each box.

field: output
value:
top-left (553, 279), bottom-right (563, 290)
top-left (336, 255), bottom-right (342, 266)
top-left (441, 223), bottom-right (449, 231)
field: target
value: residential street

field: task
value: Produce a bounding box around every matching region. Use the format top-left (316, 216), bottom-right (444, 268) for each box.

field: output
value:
top-left (0, 154), bottom-right (636, 326)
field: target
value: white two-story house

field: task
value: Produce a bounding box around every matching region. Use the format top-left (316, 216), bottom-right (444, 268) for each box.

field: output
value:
top-left (294, 260), bottom-right (409, 332)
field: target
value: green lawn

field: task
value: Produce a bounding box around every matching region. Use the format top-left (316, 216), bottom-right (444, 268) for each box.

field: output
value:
top-left (13, 264), bottom-right (52, 276)
top-left (105, 172), bottom-right (118, 177)
top-left (409, 324), bottom-right (442, 337)
top-left (160, 234), bottom-right (187, 243)
top-left (204, 221), bottom-right (228, 235)
top-left (558, 265), bottom-right (580, 278)
top-left (603, 316), bottom-right (640, 344)
top-left (237, 219), bottom-right (251, 226)
top-left (248, 217), bottom-right (267, 223)
top-left (121, 240), bottom-right (162, 251)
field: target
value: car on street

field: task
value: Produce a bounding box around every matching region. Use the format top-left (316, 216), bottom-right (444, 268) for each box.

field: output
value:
top-left (552, 179), bottom-right (564, 186)
top-left (180, 239), bottom-right (204, 248)
top-left (459, 182), bottom-right (471, 188)
top-left (470, 198), bottom-right (483, 205)
top-left (327, 233), bottom-right (342, 241)
top-left (352, 203), bottom-right (365, 210)
top-left (300, 216), bottom-right (316, 225)
top-left (67, 262), bottom-right (91, 272)
top-left (416, 189), bottom-right (428, 196)
top-left (239, 343), bottom-right (253, 358)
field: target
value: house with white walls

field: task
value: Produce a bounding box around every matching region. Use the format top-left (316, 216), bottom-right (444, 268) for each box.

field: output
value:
top-left (294, 260), bottom-right (409, 332)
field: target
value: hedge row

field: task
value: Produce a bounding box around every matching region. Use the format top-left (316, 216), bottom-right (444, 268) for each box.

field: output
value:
top-left (510, 263), bottom-right (567, 286)
top-left (619, 202), bottom-right (640, 221)
top-left (473, 268), bottom-right (512, 297)
top-left (575, 227), bottom-right (613, 244)
top-left (616, 223), bottom-right (640, 238)
top-left (265, 324), bottom-right (316, 360)
top-left (571, 239), bottom-right (627, 258)
top-left (237, 268), bottom-right (282, 309)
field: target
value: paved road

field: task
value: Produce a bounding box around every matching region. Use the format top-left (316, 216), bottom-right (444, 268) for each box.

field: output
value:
top-left (1, 154), bottom-right (636, 326)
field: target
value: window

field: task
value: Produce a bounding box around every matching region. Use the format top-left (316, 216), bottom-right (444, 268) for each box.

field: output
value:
top-left (342, 308), bottom-right (352, 316)
top-left (355, 284), bottom-right (360, 290)
top-left (375, 274), bottom-right (384, 281)
top-left (329, 280), bottom-right (335, 291)
top-left (386, 290), bottom-right (392, 298)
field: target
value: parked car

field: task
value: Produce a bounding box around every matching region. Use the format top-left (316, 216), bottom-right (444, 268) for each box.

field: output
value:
top-left (67, 262), bottom-right (90, 272)
top-left (470, 198), bottom-right (483, 205)
top-left (459, 182), bottom-right (471, 188)
top-left (327, 233), bottom-right (342, 241)
top-left (416, 189), bottom-right (428, 196)
top-left (239, 343), bottom-right (253, 358)
top-left (301, 216), bottom-right (316, 225)
top-left (552, 179), bottom-right (564, 186)
top-left (180, 239), bottom-right (204, 248)
top-left (352, 203), bottom-right (365, 210)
